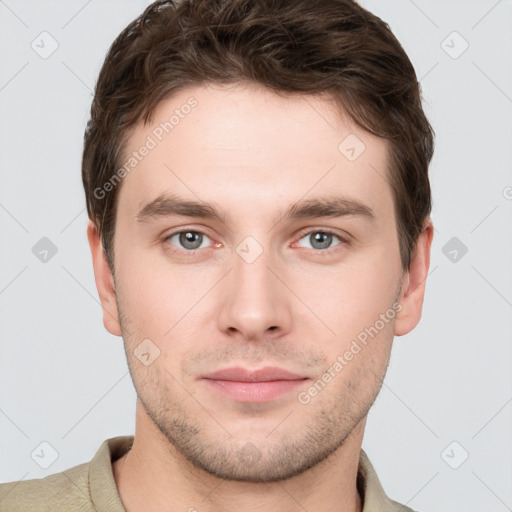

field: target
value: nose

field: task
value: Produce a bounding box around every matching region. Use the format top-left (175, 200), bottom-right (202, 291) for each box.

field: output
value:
top-left (216, 244), bottom-right (292, 343)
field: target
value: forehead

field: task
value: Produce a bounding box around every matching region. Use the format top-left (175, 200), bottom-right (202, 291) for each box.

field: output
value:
top-left (117, 82), bottom-right (393, 224)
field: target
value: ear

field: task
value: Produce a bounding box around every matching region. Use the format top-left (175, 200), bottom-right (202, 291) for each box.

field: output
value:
top-left (86, 219), bottom-right (122, 336)
top-left (394, 218), bottom-right (434, 336)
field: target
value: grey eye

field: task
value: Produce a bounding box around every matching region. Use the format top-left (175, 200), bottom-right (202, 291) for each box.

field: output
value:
top-left (297, 231), bottom-right (341, 250)
top-left (168, 231), bottom-right (210, 250)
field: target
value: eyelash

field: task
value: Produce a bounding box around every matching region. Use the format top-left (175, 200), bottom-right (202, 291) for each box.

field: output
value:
top-left (163, 228), bottom-right (348, 256)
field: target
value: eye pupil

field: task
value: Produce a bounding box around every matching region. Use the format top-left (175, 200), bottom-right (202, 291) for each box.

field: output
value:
top-left (179, 231), bottom-right (202, 250)
top-left (310, 232), bottom-right (332, 250)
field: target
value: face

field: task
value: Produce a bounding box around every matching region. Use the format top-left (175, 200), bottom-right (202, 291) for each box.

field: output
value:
top-left (93, 82), bottom-right (424, 482)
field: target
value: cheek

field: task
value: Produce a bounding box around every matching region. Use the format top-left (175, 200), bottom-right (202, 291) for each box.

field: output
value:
top-left (291, 250), bottom-right (401, 339)
top-left (114, 247), bottom-right (212, 343)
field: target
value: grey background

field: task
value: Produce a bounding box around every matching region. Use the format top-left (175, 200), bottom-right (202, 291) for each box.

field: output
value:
top-left (0, 1), bottom-right (511, 510)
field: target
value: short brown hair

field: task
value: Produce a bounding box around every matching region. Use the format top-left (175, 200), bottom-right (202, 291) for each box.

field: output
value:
top-left (82, 0), bottom-right (434, 271)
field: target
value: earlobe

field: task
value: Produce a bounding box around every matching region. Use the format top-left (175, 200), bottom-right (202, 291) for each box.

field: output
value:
top-left (86, 219), bottom-right (122, 337)
top-left (394, 218), bottom-right (434, 337)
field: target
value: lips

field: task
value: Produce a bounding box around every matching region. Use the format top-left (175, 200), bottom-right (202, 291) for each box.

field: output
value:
top-left (202, 366), bottom-right (307, 382)
top-left (201, 366), bottom-right (309, 402)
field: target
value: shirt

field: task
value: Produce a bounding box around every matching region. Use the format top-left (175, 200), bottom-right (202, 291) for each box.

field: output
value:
top-left (0, 436), bottom-right (416, 512)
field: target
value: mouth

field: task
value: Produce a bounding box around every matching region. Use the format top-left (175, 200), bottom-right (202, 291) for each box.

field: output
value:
top-left (201, 366), bottom-right (310, 403)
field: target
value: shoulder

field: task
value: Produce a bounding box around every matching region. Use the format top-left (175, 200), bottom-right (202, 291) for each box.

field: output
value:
top-left (0, 436), bottom-right (132, 512)
top-left (0, 461), bottom-right (94, 512)
top-left (387, 498), bottom-right (419, 512)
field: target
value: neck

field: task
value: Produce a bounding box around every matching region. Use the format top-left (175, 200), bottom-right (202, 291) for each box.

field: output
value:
top-left (113, 404), bottom-right (365, 512)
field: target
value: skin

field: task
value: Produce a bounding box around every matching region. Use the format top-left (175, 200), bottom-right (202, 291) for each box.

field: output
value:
top-left (88, 81), bottom-right (433, 512)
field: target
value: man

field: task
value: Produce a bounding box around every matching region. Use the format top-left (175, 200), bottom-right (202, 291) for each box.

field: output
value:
top-left (0, 0), bottom-right (434, 510)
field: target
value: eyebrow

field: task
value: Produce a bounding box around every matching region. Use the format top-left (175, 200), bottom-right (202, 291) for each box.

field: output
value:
top-left (135, 193), bottom-right (375, 225)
